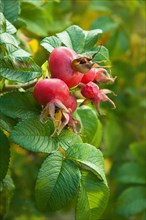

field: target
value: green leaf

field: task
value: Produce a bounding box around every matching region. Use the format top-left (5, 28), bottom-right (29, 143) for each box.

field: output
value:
top-left (56, 128), bottom-right (82, 150)
top-left (0, 13), bottom-right (16, 34)
top-left (0, 92), bottom-right (41, 120)
top-left (56, 25), bottom-right (85, 53)
top-left (83, 29), bottom-right (102, 51)
top-left (130, 142), bottom-right (146, 165)
top-left (76, 171), bottom-right (109, 220)
top-left (0, 129), bottom-right (10, 181)
top-left (0, 175), bottom-right (15, 217)
top-left (66, 143), bottom-right (107, 183)
top-left (10, 117), bottom-right (82, 153)
top-left (19, 2), bottom-right (49, 37)
top-left (10, 117), bottom-right (55, 153)
top-left (41, 36), bottom-right (62, 53)
top-left (116, 186), bottom-right (146, 217)
top-left (42, 25), bottom-right (102, 54)
top-left (6, 20), bottom-right (17, 34)
top-left (0, 113), bottom-right (16, 132)
top-left (91, 15), bottom-right (118, 33)
top-left (75, 106), bottom-right (102, 148)
top-left (113, 162), bottom-right (146, 184)
top-left (35, 151), bottom-right (81, 211)
top-left (1, 0), bottom-right (20, 23)
top-left (0, 12), bottom-right (17, 34)
top-left (0, 57), bottom-right (42, 83)
top-left (0, 32), bottom-right (19, 47)
top-left (107, 30), bottom-right (129, 57)
top-left (10, 48), bottom-right (31, 58)
top-left (103, 115), bottom-right (123, 156)
top-left (92, 46), bottom-right (110, 62)
top-left (0, 12), bottom-right (6, 34)
top-left (89, 1), bottom-right (112, 12)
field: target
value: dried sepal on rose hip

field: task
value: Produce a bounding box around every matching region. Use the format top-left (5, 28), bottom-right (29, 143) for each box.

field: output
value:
top-left (71, 54), bottom-right (98, 74)
top-left (80, 82), bottom-right (116, 113)
top-left (71, 45), bottom-right (112, 74)
top-left (94, 68), bottom-right (117, 84)
top-left (64, 95), bottom-right (81, 133)
top-left (33, 78), bottom-right (79, 134)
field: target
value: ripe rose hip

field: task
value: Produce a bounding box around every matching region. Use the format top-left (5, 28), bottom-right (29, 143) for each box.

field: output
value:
top-left (64, 95), bottom-right (77, 113)
top-left (49, 47), bottom-right (83, 88)
top-left (81, 82), bottom-right (99, 99)
top-left (81, 68), bottom-right (96, 84)
top-left (33, 78), bottom-right (69, 106)
top-left (33, 78), bottom-right (80, 134)
top-left (81, 82), bottom-right (115, 112)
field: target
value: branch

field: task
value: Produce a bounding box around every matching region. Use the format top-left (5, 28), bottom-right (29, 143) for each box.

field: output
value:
top-left (2, 79), bottom-right (37, 92)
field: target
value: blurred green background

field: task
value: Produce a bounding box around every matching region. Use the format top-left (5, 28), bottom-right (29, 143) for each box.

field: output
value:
top-left (1, 0), bottom-right (145, 219)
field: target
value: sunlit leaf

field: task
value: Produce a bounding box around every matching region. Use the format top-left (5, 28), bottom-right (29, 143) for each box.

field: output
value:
top-left (6, 20), bottom-right (17, 34)
top-left (42, 25), bottom-right (102, 54)
top-left (56, 25), bottom-right (85, 53)
top-left (66, 143), bottom-right (107, 183)
top-left (76, 171), bottom-right (109, 220)
top-left (10, 48), bottom-right (31, 58)
top-left (41, 36), bottom-right (62, 53)
top-left (0, 12), bottom-right (16, 34)
top-left (0, 32), bottom-right (19, 47)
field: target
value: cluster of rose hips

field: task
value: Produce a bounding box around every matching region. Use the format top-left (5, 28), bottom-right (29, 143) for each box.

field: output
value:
top-left (33, 46), bottom-right (116, 134)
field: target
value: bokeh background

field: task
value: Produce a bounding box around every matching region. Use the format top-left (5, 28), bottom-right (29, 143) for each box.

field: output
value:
top-left (1, 0), bottom-right (145, 219)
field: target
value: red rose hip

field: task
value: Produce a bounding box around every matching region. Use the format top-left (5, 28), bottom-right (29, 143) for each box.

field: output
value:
top-left (81, 68), bottom-right (96, 84)
top-left (49, 47), bottom-right (83, 88)
top-left (81, 82), bottom-right (99, 99)
top-left (33, 78), bottom-right (70, 106)
top-left (64, 95), bottom-right (77, 113)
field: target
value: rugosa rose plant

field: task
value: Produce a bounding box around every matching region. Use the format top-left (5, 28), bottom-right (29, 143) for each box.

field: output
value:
top-left (0, 19), bottom-right (116, 220)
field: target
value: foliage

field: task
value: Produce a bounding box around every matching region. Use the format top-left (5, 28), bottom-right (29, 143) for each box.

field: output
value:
top-left (0, 0), bottom-right (145, 220)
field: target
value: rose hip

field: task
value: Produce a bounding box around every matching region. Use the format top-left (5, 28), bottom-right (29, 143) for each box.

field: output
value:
top-left (33, 78), bottom-right (70, 106)
top-left (49, 47), bottom-right (83, 88)
top-left (81, 68), bottom-right (96, 84)
top-left (64, 95), bottom-right (77, 113)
